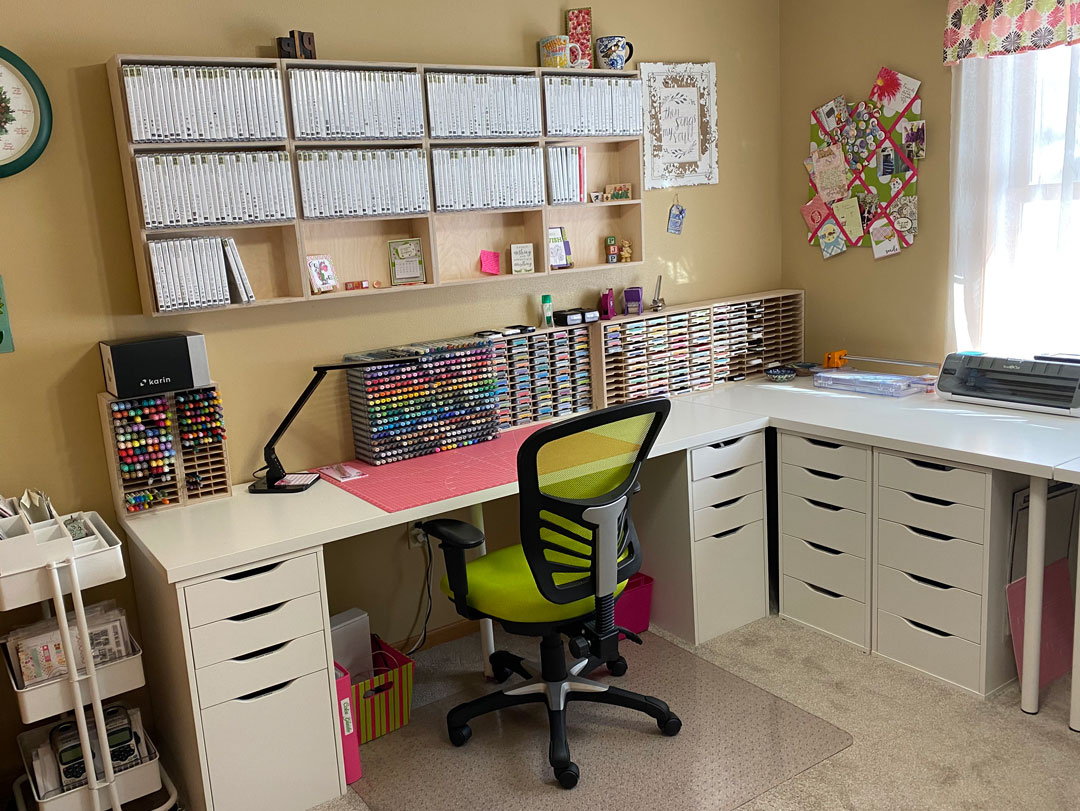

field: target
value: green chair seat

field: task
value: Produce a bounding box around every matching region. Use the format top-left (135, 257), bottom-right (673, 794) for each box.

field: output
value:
top-left (439, 544), bottom-right (626, 625)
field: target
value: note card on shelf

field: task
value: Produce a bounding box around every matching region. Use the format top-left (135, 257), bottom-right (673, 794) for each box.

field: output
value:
top-left (480, 250), bottom-right (501, 275)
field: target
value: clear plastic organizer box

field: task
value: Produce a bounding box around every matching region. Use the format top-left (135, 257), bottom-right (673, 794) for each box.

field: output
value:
top-left (813, 370), bottom-right (925, 398)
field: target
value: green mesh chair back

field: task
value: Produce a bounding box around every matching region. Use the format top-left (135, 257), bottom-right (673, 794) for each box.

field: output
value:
top-left (517, 399), bottom-right (669, 607)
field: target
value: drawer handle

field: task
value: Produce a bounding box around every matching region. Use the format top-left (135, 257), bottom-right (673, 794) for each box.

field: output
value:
top-left (908, 526), bottom-right (954, 542)
top-left (805, 583), bottom-right (843, 599)
top-left (236, 678), bottom-right (295, 702)
top-left (904, 571), bottom-right (953, 591)
top-left (232, 640), bottom-right (289, 662)
top-left (805, 468), bottom-right (843, 481)
top-left (712, 524), bottom-right (749, 540)
top-left (710, 467), bottom-right (741, 481)
top-left (708, 436), bottom-right (745, 450)
top-left (906, 458), bottom-right (955, 473)
top-left (222, 561), bottom-right (284, 581)
top-left (710, 495), bottom-right (744, 511)
top-left (805, 438), bottom-right (842, 449)
top-left (903, 618), bottom-right (952, 638)
top-left (907, 492), bottom-right (954, 507)
top-left (804, 539), bottom-right (842, 556)
top-left (804, 498), bottom-right (842, 512)
top-left (227, 601), bottom-right (285, 623)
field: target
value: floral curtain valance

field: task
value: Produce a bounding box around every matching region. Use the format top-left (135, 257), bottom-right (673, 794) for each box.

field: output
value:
top-left (944, 0), bottom-right (1079, 64)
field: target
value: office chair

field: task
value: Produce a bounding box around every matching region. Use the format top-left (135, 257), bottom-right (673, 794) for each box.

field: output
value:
top-left (419, 399), bottom-right (681, 789)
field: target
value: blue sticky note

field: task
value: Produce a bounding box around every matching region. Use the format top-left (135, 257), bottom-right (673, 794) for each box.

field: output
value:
top-left (0, 275), bottom-right (12, 354)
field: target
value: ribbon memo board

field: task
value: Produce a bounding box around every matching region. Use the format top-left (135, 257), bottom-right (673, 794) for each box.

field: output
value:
top-left (803, 67), bottom-right (924, 261)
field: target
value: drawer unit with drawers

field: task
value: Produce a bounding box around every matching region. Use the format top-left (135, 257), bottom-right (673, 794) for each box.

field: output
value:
top-left (130, 548), bottom-right (345, 811)
top-left (778, 432), bottom-right (872, 649)
top-left (872, 450), bottom-right (1018, 696)
top-left (690, 433), bottom-right (769, 643)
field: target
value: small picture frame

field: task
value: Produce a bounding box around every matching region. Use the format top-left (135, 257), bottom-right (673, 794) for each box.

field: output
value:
top-left (510, 243), bottom-right (535, 274)
top-left (306, 254), bottom-right (339, 294)
top-left (388, 238), bottom-right (426, 285)
top-left (604, 183), bottom-right (632, 200)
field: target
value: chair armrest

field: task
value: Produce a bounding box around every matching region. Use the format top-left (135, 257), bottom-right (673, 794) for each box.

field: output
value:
top-left (418, 519), bottom-right (485, 549)
top-left (418, 519), bottom-right (484, 616)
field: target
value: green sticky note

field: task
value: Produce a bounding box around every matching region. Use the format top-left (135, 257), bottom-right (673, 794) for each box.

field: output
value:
top-left (0, 275), bottom-right (12, 354)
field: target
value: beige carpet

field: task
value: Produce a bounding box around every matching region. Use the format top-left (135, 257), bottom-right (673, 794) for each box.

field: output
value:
top-left (351, 633), bottom-right (851, 811)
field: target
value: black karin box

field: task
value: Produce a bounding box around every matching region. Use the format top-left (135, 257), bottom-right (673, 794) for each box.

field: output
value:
top-left (100, 332), bottom-right (211, 397)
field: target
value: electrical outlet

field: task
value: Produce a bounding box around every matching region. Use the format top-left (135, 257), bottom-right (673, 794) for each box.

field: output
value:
top-left (408, 524), bottom-right (426, 549)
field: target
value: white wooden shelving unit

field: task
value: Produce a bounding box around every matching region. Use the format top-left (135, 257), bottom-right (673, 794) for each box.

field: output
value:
top-left (3, 509), bottom-right (177, 811)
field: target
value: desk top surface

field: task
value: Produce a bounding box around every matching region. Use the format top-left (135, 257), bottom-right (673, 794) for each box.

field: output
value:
top-left (688, 378), bottom-right (1080, 477)
top-left (123, 378), bottom-right (1080, 584)
top-left (123, 397), bottom-right (767, 583)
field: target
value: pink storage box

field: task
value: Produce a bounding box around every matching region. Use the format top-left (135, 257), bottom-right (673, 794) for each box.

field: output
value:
top-left (616, 572), bottom-right (653, 635)
top-left (334, 663), bottom-right (363, 783)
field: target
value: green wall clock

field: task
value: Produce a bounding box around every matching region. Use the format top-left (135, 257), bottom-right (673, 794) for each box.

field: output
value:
top-left (0, 46), bottom-right (52, 178)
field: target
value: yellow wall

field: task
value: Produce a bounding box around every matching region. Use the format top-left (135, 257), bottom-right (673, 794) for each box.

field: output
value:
top-left (0, 0), bottom-right (781, 788)
top-left (779, 0), bottom-right (952, 366)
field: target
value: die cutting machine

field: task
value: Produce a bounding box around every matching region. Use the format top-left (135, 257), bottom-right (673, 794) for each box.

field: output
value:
top-left (935, 353), bottom-right (1080, 417)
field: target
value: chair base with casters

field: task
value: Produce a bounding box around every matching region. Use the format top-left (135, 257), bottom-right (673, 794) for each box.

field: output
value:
top-left (421, 400), bottom-right (681, 789)
top-left (445, 630), bottom-right (681, 789)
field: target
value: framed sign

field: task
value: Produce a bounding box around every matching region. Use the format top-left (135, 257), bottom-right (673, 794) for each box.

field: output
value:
top-left (641, 62), bottom-right (718, 189)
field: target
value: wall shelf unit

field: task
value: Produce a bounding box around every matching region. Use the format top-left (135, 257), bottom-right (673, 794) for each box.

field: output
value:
top-left (108, 55), bottom-right (645, 317)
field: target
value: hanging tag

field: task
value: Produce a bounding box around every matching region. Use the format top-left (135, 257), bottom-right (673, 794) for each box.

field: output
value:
top-left (667, 200), bottom-right (686, 235)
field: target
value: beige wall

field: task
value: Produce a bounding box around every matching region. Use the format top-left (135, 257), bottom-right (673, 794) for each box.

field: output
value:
top-left (779, 0), bottom-right (952, 366)
top-left (0, 0), bottom-right (781, 788)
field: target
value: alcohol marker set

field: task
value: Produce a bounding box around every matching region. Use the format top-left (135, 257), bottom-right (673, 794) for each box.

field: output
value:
top-left (345, 339), bottom-right (500, 465)
top-left (99, 386), bottom-right (232, 515)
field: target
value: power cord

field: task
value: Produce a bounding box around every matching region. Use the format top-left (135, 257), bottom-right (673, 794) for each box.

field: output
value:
top-left (406, 528), bottom-right (434, 656)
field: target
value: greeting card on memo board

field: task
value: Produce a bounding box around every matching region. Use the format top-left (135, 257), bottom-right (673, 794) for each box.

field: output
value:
top-left (641, 62), bottom-right (718, 189)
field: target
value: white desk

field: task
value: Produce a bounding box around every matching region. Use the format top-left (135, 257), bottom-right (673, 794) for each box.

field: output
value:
top-left (123, 398), bottom-right (767, 584)
top-left (122, 381), bottom-right (1080, 811)
top-left (688, 379), bottom-right (1080, 713)
top-left (1051, 455), bottom-right (1080, 731)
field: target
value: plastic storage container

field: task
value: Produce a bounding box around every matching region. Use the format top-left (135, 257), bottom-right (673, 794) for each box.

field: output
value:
top-left (813, 370), bottom-right (924, 398)
top-left (615, 572), bottom-right (654, 635)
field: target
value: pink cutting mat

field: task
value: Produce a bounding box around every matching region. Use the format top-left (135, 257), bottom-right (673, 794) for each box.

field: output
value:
top-left (315, 424), bottom-right (545, 513)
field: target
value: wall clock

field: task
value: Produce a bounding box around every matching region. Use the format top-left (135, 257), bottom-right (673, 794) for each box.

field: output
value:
top-left (0, 46), bottom-right (52, 178)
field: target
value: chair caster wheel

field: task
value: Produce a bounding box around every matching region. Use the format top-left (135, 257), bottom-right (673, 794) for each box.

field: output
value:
top-left (491, 665), bottom-right (513, 684)
top-left (555, 762), bottom-right (579, 789)
top-left (607, 656), bottom-right (628, 677)
top-left (448, 724), bottom-right (472, 747)
top-left (658, 712), bottom-right (682, 736)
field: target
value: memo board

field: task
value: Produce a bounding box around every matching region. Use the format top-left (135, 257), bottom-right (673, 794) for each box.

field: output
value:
top-left (806, 68), bottom-right (922, 256)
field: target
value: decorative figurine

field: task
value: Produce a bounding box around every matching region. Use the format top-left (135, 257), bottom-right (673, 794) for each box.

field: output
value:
top-left (619, 239), bottom-right (633, 263)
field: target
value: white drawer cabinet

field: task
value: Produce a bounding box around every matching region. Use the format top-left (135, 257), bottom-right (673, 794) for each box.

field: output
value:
top-left (694, 522), bottom-right (767, 641)
top-left (692, 463), bottom-right (762, 506)
top-left (128, 547), bottom-right (345, 811)
top-left (778, 432), bottom-right (872, 650)
top-left (691, 433), bottom-right (765, 480)
top-left (871, 450), bottom-right (1018, 698)
top-left (693, 491), bottom-right (764, 540)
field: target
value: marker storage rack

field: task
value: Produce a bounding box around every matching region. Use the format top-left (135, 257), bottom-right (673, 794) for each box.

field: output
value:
top-left (97, 385), bottom-right (232, 517)
top-left (492, 325), bottom-right (592, 428)
top-left (596, 290), bottom-right (804, 407)
top-left (344, 338), bottom-right (500, 465)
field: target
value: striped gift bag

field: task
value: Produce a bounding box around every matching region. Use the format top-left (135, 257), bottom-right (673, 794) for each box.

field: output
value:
top-left (354, 636), bottom-right (415, 744)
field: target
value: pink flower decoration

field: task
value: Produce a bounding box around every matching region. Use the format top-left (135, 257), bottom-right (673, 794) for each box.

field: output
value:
top-left (1048, 6), bottom-right (1066, 28)
top-left (970, 17), bottom-right (988, 41)
top-left (944, 27), bottom-right (962, 47)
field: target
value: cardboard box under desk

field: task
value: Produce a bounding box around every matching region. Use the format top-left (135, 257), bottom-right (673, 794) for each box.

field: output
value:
top-left (354, 636), bottom-right (414, 744)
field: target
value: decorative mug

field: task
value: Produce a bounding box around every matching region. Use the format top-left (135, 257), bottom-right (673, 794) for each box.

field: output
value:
top-left (595, 35), bottom-right (634, 70)
top-left (539, 35), bottom-right (582, 69)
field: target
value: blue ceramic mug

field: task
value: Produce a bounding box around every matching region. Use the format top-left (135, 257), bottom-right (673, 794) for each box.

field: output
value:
top-left (595, 35), bottom-right (634, 70)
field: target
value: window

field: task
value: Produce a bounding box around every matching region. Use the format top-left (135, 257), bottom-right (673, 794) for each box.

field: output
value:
top-left (948, 45), bottom-right (1080, 357)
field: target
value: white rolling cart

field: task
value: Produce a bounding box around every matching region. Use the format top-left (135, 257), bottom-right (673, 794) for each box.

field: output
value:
top-left (0, 507), bottom-right (177, 811)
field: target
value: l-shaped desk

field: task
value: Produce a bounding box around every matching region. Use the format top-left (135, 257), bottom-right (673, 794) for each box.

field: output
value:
top-left (122, 380), bottom-right (1080, 811)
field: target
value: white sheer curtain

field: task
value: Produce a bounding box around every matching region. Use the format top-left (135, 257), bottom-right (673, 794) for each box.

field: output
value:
top-left (947, 45), bottom-right (1080, 357)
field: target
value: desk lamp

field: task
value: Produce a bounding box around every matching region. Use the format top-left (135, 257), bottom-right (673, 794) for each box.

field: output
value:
top-left (249, 355), bottom-right (421, 494)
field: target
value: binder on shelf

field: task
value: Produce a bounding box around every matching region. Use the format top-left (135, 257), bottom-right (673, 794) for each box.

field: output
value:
top-left (289, 67), bottom-right (424, 140)
top-left (297, 148), bottom-right (430, 218)
top-left (149, 237), bottom-right (252, 311)
top-left (546, 146), bottom-right (586, 205)
top-left (432, 146), bottom-right (543, 211)
top-left (543, 75), bottom-right (642, 137)
top-left (425, 72), bottom-right (542, 139)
